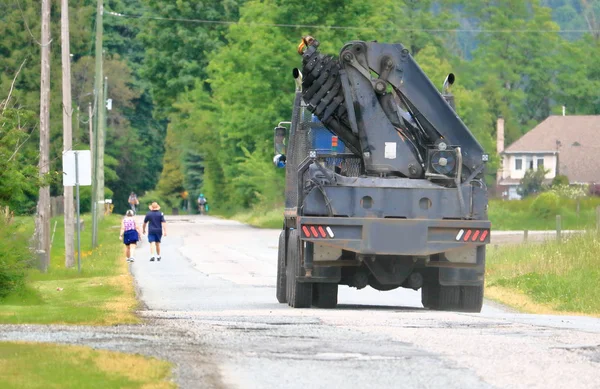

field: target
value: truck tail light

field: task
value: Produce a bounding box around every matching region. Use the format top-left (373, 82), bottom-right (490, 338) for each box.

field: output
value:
top-left (456, 229), bottom-right (490, 243)
top-left (302, 225), bottom-right (335, 239)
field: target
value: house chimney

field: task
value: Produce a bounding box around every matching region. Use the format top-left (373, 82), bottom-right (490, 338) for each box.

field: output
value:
top-left (496, 117), bottom-right (505, 154)
top-left (496, 117), bottom-right (505, 184)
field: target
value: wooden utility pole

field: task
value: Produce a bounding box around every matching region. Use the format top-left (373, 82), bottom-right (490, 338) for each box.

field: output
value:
top-left (36, 0), bottom-right (52, 272)
top-left (98, 75), bottom-right (107, 219)
top-left (61, 0), bottom-right (75, 268)
top-left (88, 102), bottom-right (93, 161)
top-left (92, 0), bottom-right (103, 246)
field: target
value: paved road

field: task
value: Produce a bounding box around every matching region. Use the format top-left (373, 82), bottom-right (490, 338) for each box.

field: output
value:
top-left (130, 216), bottom-right (600, 389)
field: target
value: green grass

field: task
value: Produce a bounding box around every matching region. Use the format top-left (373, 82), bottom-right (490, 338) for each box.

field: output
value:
top-left (488, 197), bottom-right (600, 230)
top-left (0, 214), bottom-right (139, 325)
top-left (486, 231), bottom-right (600, 315)
top-left (227, 206), bottom-right (284, 229)
top-left (0, 341), bottom-right (175, 389)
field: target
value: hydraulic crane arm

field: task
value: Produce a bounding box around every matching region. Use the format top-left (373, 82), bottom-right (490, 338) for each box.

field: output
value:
top-left (299, 37), bottom-right (486, 181)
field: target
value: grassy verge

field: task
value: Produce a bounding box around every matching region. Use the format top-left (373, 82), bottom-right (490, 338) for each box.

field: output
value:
top-left (0, 214), bottom-right (139, 325)
top-left (230, 207), bottom-right (283, 229)
top-left (0, 341), bottom-right (174, 389)
top-left (485, 231), bottom-right (600, 316)
top-left (488, 197), bottom-right (600, 230)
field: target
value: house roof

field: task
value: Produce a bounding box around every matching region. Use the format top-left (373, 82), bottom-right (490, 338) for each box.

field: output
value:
top-left (503, 115), bottom-right (600, 183)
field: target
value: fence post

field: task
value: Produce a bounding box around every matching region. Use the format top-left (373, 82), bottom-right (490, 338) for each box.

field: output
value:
top-left (524, 229), bottom-right (528, 243)
top-left (556, 215), bottom-right (562, 242)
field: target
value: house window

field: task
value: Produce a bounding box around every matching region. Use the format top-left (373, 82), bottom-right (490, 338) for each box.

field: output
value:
top-left (526, 156), bottom-right (534, 170)
top-left (537, 158), bottom-right (544, 169)
top-left (515, 158), bottom-right (523, 170)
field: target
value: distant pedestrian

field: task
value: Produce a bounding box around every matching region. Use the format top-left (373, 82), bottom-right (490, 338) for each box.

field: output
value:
top-left (143, 201), bottom-right (167, 262)
top-left (128, 192), bottom-right (139, 214)
top-left (120, 210), bottom-right (141, 262)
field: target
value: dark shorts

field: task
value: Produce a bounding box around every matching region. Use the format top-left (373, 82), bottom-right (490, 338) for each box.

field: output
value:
top-left (123, 230), bottom-right (139, 245)
top-left (148, 232), bottom-right (162, 243)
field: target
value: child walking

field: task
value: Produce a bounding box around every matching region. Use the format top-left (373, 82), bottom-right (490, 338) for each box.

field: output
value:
top-left (120, 210), bottom-right (141, 262)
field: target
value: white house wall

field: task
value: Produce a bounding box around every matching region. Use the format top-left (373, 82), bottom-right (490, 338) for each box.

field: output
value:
top-left (502, 154), bottom-right (556, 180)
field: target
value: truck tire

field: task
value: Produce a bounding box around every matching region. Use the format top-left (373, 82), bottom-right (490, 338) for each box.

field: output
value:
top-left (421, 282), bottom-right (460, 311)
top-left (276, 230), bottom-right (287, 303)
top-left (313, 283), bottom-right (338, 308)
top-left (459, 285), bottom-right (484, 313)
top-left (286, 229), bottom-right (312, 308)
top-left (421, 282), bottom-right (433, 309)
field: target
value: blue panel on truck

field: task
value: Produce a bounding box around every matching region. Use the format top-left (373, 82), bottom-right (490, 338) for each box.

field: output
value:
top-left (311, 115), bottom-right (347, 153)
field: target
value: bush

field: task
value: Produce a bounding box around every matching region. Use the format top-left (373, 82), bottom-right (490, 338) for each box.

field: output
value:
top-left (549, 184), bottom-right (588, 200)
top-left (0, 211), bottom-right (32, 298)
top-left (552, 175), bottom-right (569, 187)
top-left (530, 192), bottom-right (561, 219)
top-left (518, 168), bottom-right (550, 198)
top-left (77, 186), bottom-right (115, 214)
top-left (137, 190), bottom-right (180, 214)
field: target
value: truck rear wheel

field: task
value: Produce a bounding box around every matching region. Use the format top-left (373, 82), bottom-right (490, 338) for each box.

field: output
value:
top-left (312, 283), bottom-right (338, 308)
top-left (459, 285), bottom-right (484, 312)
top-left (276, 230), bottom-right (287, 303)
top-left (422, 282), bottom-right (483, 313)
top-left (421, 282), bottom-right (459, 311)
top-left (286, 229), bottom-right (312, 308)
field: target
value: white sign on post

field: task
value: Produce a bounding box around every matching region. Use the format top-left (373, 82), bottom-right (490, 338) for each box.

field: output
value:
top-left (62, 150), bottom-right (92, 187)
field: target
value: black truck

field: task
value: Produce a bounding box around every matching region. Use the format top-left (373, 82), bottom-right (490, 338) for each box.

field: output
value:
top-left (273, 36), bottom-right (491, 312)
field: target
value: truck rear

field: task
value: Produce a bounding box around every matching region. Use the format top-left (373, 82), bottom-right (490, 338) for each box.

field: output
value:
top-left (273, 36), bottom-right (491, 312)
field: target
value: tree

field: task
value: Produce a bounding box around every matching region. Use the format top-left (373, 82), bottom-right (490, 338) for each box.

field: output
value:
top-left (518, 168), bottom-right (550, 197)
top-left (464, 0), bottom-right (562, 144)
top-left (137, 0), bottom-right (243, 116)
top-left (156, 127), bottom-right (185, 203)
top-left (0, 107), bottom-right (40, 213)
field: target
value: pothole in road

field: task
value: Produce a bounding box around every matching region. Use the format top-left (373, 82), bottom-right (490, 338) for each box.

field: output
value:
top-left (549, 344), bottom-right (600, 364)
top-left (247, 351), bottom-right (428, 362)
top-left (226, 326), bottom-right (269, 332)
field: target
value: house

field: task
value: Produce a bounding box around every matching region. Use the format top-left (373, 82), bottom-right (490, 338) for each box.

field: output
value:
top-left (496, 115), bottom-right (600, 200)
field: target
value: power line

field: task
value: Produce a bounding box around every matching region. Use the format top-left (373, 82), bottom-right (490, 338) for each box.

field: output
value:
top-left (104, 10), bottom-right (600, 34)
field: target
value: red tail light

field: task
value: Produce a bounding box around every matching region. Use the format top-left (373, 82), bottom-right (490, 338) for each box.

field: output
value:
top-left (310, 226), bottom-right (318, 237)
top-left (302, 226), bottom-right (311, 237)
top-left (463, 230), bottom-right (472, 241)
top-left (300, 225), bottom-right (334, 239)
top-left (317, 226), bottom-right (327, 238)
top-left (479, 230), bottom-right (489, 242)
top-left (456, 228), bottom-right (489, 243)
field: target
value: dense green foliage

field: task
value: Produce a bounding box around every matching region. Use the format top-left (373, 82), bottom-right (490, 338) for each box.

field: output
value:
top-left (159, 0), bottom-right (600, 212)
top-left (0, 213), bottom-right (31, 298)
top-left (1, 0), bottom-right (600, 215)
top-left (0, 0), bottom-right (167, 215)
top-left (0, 107), bottom-right (39, 213)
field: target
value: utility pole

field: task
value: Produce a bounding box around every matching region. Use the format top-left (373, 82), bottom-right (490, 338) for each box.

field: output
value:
top-left (92, 0), bottom-right (103, 247)
top-left (36, 0), bottom-right (51, 272)
top-left (98, 76), bottom-right (107, 219)
top-left (88, 102), bottom-right (93, 161)
top-left (61, 0), bottom-right (75, 268)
